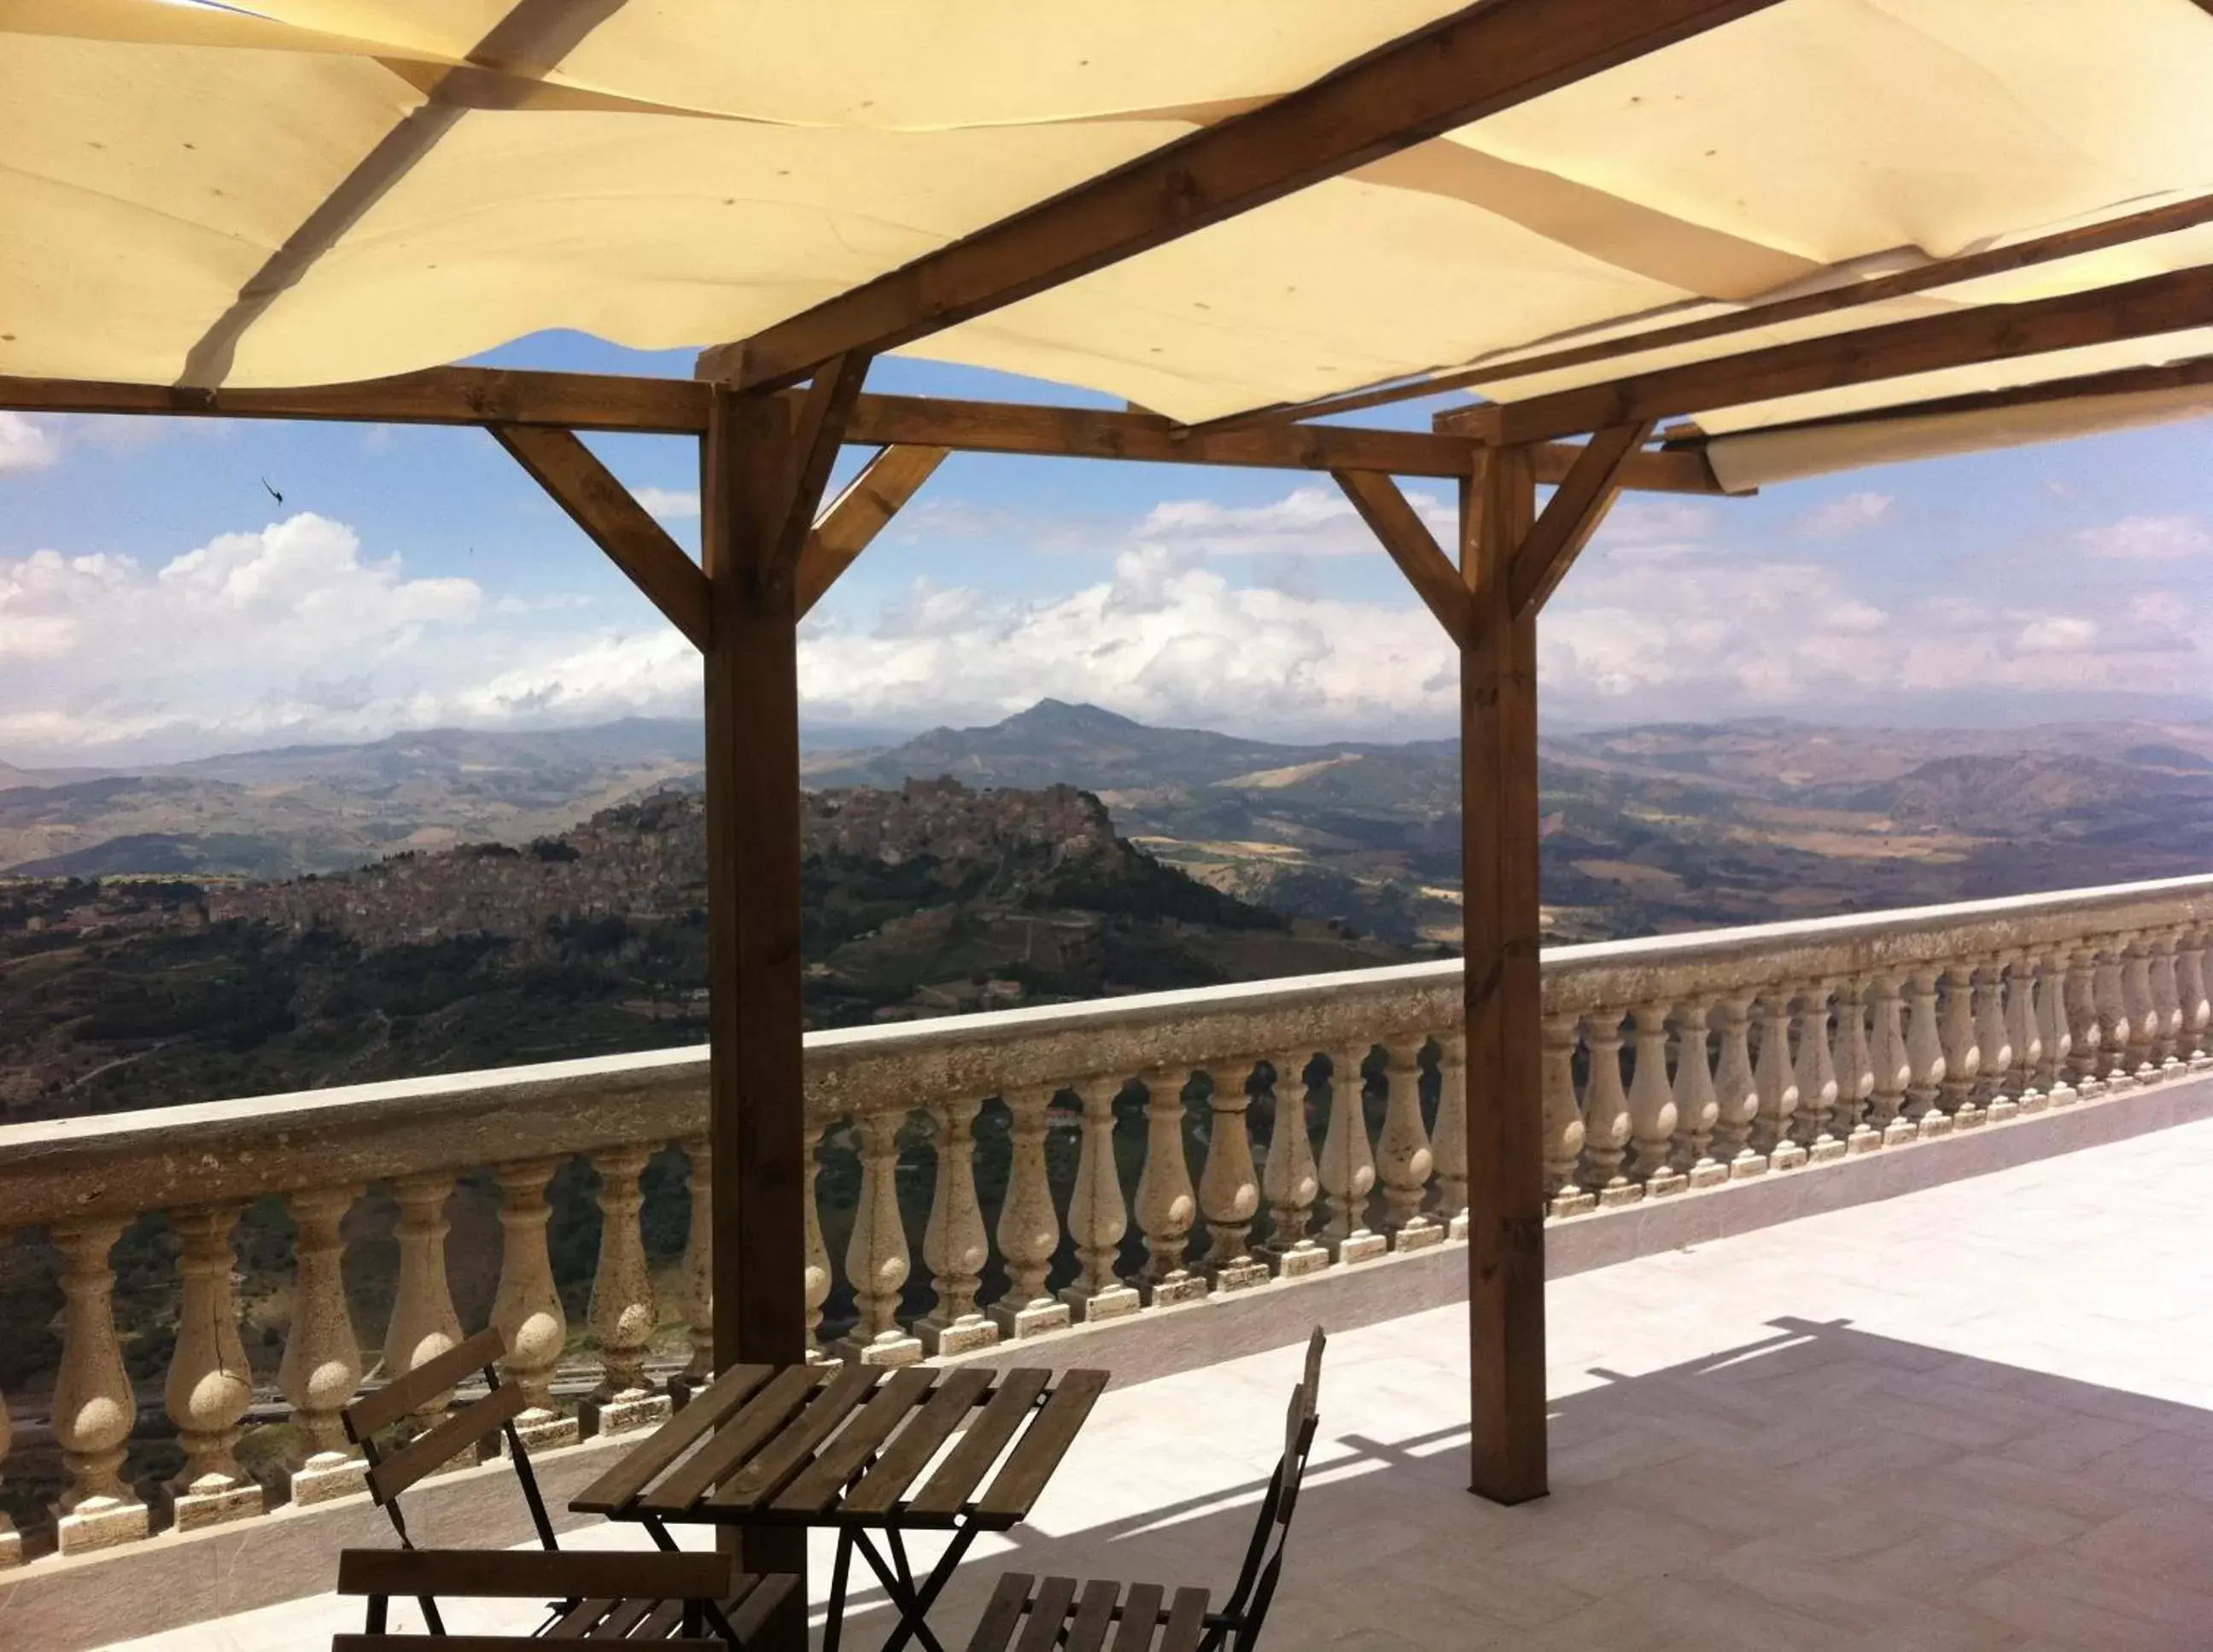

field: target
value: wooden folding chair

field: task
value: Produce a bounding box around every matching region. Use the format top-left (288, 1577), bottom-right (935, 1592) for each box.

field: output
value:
top-left (336, 1325), bottom-right (794, 1645)
top-left (963, 1328), bottom-right (1325, 1652)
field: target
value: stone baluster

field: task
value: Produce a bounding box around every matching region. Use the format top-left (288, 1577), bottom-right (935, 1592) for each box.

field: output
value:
top-left (585, 1147), bottom-right (673, 1431)
top-left (1671, 998), bottom-right (1725, 1188)
top-left (1626, 1002), bottom-right (1685, 1197)
top-left (1135, 1069), bottom-right (1209, 1301)
top-left (1258, 1058), bottom-right (1327, 1273)
top-left (1712, 994), bottom-right (1764, 1177)
top-left (2149, 928), bottom-right (2185, 1074)
top-left (1794, 979), bottom-right (1842, 1162)
top-left (838, 1109), bottom-right (923, 1363)
top-left (918, 1097), bottom-right (1000, 1355)
top-left (2007, 957), bottom-right (2045, 1115)
top-left (2095, 942), bottom-right (2134, 1091)
top-left (50, 1217), bottom-right (148, 1554)
top-left (1973, 959), bottom-right (2013, 1123)
top-left (0, 1369), bottom-right (15, 1570)
top-left (2037, 948), bottom-right (2076, 1106)
top-left (1377, 1042), bottom-right (1445, 1246)
top-left (1541, 1014), bottom-right (1596, 1214)
top-left (1580, 1008), bottom-right (1638, 1204)
top-left (1199, 1066), bottom-right (1270, 1285)
top-left (1318, 1052), bottom-right (1387, 1258)
top-left (492, 1159), bottom-right (575, 1448)
top-left (1430, 1035), bottom-right (1471, 1238)
top-left (2122, 934), bottom-right (2160, 1081)
top-left (1867, 974), bottom-right (1913, 1147)
top-left (382, 1173), bottom-right (464, 1425)
top-left (1753, 989), bottom-right (1805, 1170)
top-left (1060, 1077), bottom-right (1140, 1321)
top-left (1833, 978), bottom-right (1878, 1154)
top-left (2180, 930), bottom-right (2213, 1069)
top-left (991, 1087), bottom-right (1071, 1338)
top-left (1937, 962), bottom-right (1982, 1130)
top-left (677, 1135), bottom-right (714, 1377)
top-left (803, 1142), bottom-right (832, 1362)
top-left (280, 1185), bottom-right (366, 1504)
top-left (1904, 967), bottom-right (1947, 1133)
top-left (164, 1204), bottom-right (261, 1530)
top-left (2065, 948), bottom-right (2104, 1097)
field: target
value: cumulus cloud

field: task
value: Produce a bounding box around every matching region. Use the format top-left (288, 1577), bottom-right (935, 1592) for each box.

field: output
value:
top-left (634, 486), bottom-right (700, 522)
top-left (0, 514), bottom-right (699, 761)
top-left (2076, 515), bottom-right (2210, 561)
top-left (1792, 491), bottom-right (1894, 537)
top-left (0, 412), bottom-right (60, 476)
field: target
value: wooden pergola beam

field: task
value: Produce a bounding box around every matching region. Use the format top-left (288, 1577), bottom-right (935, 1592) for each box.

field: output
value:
top-left (0, 371), bottom-right (1720, 490)
top-left (1208, 188), bottom-right (2213, 431)
top-left (1508, 420), bottom-right (1657, 620)
top-left (797, 445), bottom-right (950, 619)
top-left (1331, 470), bottom-right (1471, 645)
top-left (487, 424), bottom-right (712, 651)
top-left (1445, 262), bottom-right (2213, 446)
top-left (703, 0), bottom-right (1784, 389)
top-left (773, 353), bottom-right (873, 567)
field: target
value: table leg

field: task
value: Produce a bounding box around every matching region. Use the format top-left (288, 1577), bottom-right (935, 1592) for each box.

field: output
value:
top-left (872, 1524), bottom-right (978, 1652)
top-left (824, 1527), bottom-right (855, 1652)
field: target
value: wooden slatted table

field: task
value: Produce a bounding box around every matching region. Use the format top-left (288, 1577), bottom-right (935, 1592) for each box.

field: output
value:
top-left (571, 1362), bottom-right (1109, 1652)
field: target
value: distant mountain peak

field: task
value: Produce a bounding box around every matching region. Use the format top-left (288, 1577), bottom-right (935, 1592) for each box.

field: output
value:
top-left (1000, 699), bottom-right (1144, 733)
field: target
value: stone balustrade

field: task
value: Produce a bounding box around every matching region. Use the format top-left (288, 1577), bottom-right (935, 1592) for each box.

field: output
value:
top-left (3, 873), bottom-right (2212, 1568)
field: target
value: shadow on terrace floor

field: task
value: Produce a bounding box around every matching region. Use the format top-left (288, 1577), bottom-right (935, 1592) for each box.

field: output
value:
top-left (827, 1317), bottom-right (2213, 1652)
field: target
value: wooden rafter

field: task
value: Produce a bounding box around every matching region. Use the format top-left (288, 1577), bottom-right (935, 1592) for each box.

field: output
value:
top-left (702, 0), bottom-right (1784, 389)
top-left (1443, 262), bottom-right (2213, 446)
top-left (487, 423), bottom-right (712, 651)
top-left (796, 446), bottom-right (949, 619)
top-left (1331, 470), bottom-right (1471, 645)
top-left (1508, 422), bottom-right (1657, 618)
top-left (1203, 190), bottom-right (2213, 432)
top-left (0, 370), bottom-right (1730, 490)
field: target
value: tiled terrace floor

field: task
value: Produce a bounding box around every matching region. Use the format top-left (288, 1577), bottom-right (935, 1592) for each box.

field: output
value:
top-left (113, 1117), bottom-right (2213, 1651)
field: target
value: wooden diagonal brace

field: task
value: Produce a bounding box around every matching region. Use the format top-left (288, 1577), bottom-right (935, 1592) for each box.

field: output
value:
top-left (1508, 421), bottom-right (1657, 620)
top-left (771, 353), bottom-right (872, 569)
top-left (796, 445), bottom-right (950, 618)
top-left (488, 423), bottom-right (712, 651)
top-left (1332, 469), bottom-right (1472, 646)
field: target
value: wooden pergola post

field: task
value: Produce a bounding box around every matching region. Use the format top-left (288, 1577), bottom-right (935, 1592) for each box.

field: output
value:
top-left (1460, 446), bottom-right (1547, 1504)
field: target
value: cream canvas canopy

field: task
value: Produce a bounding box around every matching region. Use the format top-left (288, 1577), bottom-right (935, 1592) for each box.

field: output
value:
top-left (6, 0), bottom-right (2213, 487)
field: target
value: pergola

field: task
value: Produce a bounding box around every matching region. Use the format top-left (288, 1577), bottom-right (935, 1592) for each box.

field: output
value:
top-left (7, 0), bottom-right (2213, 1614)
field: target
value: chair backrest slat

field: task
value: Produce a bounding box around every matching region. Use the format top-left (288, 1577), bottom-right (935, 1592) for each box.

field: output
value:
top-left (1219, 1328), bottom-right (1324, 1640)
top-left (345, 1327), bottom-right (506, 1441)
top-left (363, 1381), bottom-right (526, 1506)
top-left (339, 1544), bottom-right (738, 1600)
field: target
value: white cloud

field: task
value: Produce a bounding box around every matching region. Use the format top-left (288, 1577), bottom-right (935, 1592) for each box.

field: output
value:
top-left (0, 412), bottom-right (60, 476)
top-left (1136, 484), bottom-right (1454, 557)
top-left (1792, 491), bottom-right (1894, 537)
top-left (633, 486), bottom-right (700, 522)
top-left (2076, 515), bottom-right (2210, 561)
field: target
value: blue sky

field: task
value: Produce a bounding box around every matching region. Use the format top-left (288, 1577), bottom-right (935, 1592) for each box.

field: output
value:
top-left (3, 329), bottom-right (2211, 766)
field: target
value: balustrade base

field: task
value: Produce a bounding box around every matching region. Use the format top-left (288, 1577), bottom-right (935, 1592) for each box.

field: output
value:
top-left (1769, 1141), bottom-right (1809, 1170)
top-left (53, 1495), bottom-right (148, 1557)
top-left (1846, 1126), bottom-right (1882, 1156)
top-left (2048, 1083), bottom-right (2078, 1106)
top-left (1324, 1231), bottom-right (1388, 1264)
top-left (290, 1451), bottom-right (369, 1507)
top-left (166, 1476), bottom-right (263, 1533)
top-left (1060, 1282), bottom-right (1142, 1322)
top-left (512, 1410), bottom-right (581, 1452)
top-left (1256, 1241), bottom-right (1330, 1279)
top-left (917, 1315), bottom-right (1001, 1357)
top-left (990, 1297), bottom-right (1073, 1340)
top-left (1727, 1153), bottom-right (1766, 1180)
top-left (1207, 1257), bottom-right (1274, 1292)
top-left (0, 1515), bottom-right (20, 1571)
top-left (1640, 1170), bottom-right (1690, 1200)
top-left (1685, 1160), bottom-right (1728, 1189)
top-left (2192, 1055), bottom-right (2213, 1072)
top-left (1446, 1210), bottom-right (1470, 1241)
top-left (1595, 1180), bottom-right (1642, 1210)
top-left (834, 1331), bottom-right (924, 1368)
top-left (1549, 1187), bottom-right (1598, 1217)
top-left (581, 1389), bottom-right (673, 1438)
top-left (1806, 1138), bottom-right (1848, 1165)
top-left (1141, 1270), bottom-right (1212, 1307)
top-left (1917, 1112), bottom-right (1954, 1140)
top-left (1388, 1219), bottom-right (1445, 1253)
top-left (1953, 1104), bottom-right (1987, 1130)
top-left (1987, 1098), bottom-right (2021, 1124)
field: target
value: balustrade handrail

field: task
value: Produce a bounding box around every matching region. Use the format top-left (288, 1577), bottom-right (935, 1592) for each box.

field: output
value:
top-left (7, 872), bottom-right (2213, 1228)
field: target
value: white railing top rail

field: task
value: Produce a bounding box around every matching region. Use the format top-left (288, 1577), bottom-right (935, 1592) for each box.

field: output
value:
top-left (5, 872), bottom-right (2210, 1226)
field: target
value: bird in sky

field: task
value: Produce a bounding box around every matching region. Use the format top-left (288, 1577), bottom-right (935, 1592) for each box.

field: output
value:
top-left (260, 477), bottom-right (283, 506)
